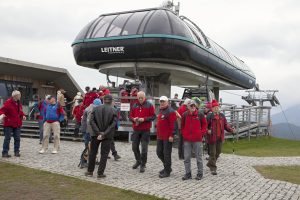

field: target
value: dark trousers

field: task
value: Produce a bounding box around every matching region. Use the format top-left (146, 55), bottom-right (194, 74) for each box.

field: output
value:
top-left (131, 131), bottom-right (150, 166)
top-left (207, 139), bottom-right (223, 171)
top-left (74, 121), bottom-right (81, 137)
top-left (156, 139), bottom-right (173, 173)
top-left (2, 127), bottom-right (21, 155)
top-left (111, 140), bottom-right (117, 156)
top-left (178, 131), bottom-right (184, 159)
top-left (88, 136), bottom-right (111, 175)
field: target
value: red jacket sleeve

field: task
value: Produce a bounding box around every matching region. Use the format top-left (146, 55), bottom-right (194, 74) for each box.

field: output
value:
top-left (144, 105), bottom-right (156, 122)
top-left (224, 117), bottom-right (233, 133)
top-left (200, 115), bottom-right (207, 135)
top-left (168, 112), bottom-right (177, 138)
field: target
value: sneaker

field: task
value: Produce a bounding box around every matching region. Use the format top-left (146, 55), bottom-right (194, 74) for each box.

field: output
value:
top-left (85, 171), bottom-right (93, 177)
top-left (195, 173), bottom-right (203, 180)
top-left (14, 152), bottom-right (20, 157)
top-left (39, 149), bottom-right (45, 154)
top-left (97, 174), bottom-right (106, 178)
top-left (182, 173), bottom-right (192, 181)
top-left (114, 154), bottom-right (121, 161)
top-left (39, 141), bottom-right (42, 145)
top-left (2, 153), bottom-right (11, 158)
top-left (159, 171), bottom-right (170, 178)
top-left (140, 165), bottom-right (145, 173)
top-left (132, 162), bottom-right (141, 169)
top-left (211, 170), bottom-right (217, 175)
top-left (51, 150), bottom-right (58, 154)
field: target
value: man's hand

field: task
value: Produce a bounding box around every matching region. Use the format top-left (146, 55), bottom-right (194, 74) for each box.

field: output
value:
top-left (207, 130), bottom-right (211, 135)
top-left (232, 128), bottom-right (236, 135)
top-left (23, 116), bottom-right (27, 120)
top-left (138, 118), bottom-right (144, 123)
top-left (97, 134), bottom-right (103, 141)
top-left (133, 117), bottom-right (138, 122)
top-left (168, 136), bottom-right (174, 143)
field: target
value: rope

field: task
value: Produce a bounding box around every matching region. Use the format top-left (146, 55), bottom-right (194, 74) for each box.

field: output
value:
top-left (278, 104), bottom-right (297, 140)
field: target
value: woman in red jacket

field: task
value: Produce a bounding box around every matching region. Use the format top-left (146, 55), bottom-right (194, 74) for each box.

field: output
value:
top-left (206, 99), bottom-right (235, 175)
top-left (156, 96), bottom-right (177, 178)
top-left (0, 90), bottom-right (26, 157)
top-left (181, 100), bottom-right (207, 180)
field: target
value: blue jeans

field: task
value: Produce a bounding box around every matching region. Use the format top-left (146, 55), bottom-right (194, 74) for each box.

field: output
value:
top-left (83, 132), bottom-right (91, 148)
top-left (2, 127), bottom-right (21, 155)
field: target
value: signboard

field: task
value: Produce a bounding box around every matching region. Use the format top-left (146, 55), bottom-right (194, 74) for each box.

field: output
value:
top-left (120, 103), bottom-right (130, 111)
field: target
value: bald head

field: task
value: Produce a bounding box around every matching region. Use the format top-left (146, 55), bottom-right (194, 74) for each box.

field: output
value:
top-left (137, 91), bottom-right (146, 104)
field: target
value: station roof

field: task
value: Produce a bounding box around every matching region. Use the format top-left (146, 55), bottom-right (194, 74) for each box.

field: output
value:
top-left (0, 56), bottom-right (83, 98)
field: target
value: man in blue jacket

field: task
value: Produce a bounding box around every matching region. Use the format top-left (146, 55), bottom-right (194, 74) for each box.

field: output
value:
top-left (39, 96), bottom-right (65, 154)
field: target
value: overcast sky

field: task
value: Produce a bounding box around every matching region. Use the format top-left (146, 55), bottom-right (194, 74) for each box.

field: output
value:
top-left (0, 0), bottom-right (299, 113)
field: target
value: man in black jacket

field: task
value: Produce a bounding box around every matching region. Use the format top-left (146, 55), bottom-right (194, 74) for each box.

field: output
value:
top-left (85, 95), bottom-right (117, 178)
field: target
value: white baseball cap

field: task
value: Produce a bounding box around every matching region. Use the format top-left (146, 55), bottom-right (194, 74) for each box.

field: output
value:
top-left (159, 96), bottom-right (168, 101)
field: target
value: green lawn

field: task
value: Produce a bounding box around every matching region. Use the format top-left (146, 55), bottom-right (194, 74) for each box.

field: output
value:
top-left (254, 165), bottom-right (300, 185)
top-left (222, 136), bottom-right (300, 157)
top-left (0, 162), bottom-right (164, 200)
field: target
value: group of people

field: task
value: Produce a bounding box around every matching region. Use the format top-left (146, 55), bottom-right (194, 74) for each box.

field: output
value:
top-left (0, 87), bottom-right (235, 181)
top-left (85, 90), bottom-right (235, 180)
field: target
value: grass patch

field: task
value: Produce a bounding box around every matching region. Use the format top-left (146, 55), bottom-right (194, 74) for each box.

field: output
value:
top-left (222, 136), bottom-right (300, 157)
top-left (0, 162), bottom-right (164, 200)
top-left (254, 165), bottom-right (300, 185)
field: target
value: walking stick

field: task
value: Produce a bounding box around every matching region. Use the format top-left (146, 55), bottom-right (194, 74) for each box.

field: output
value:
top-left (232, 136), bottom-right (236, 176)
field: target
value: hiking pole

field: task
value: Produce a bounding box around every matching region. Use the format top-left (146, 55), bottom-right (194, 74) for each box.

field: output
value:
top-left (232, 126), bottom-right (238, 176)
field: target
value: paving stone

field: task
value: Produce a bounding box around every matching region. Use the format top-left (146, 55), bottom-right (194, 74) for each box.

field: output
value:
top-left (1, 137), bottom-right (300, 200)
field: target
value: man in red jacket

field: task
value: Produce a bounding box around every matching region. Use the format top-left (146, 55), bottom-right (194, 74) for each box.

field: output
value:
top-left (83, 86), bottom-right (99, 108)
top-left (72, 99), bottom-right (84, 138)
top-left (98, 85), bottom-right (111, 100)
top-left (130, 91), bottom-right (156, 173)
top-left (181, 100), bottom-right (207, 180)
top-left (206, 99), bottom-right (235, 175)
top-left (156, 96), bottom-right (177, 178)
top-left (177, 98), bottom-right (191, 160)
top-left (0, 90), bottom-right (26, 157)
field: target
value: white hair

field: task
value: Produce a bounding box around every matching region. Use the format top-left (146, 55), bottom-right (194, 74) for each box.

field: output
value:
top-left (11, 90), bottom-right (21, 97)
top-left (183, 98), bottom-right (191, 105)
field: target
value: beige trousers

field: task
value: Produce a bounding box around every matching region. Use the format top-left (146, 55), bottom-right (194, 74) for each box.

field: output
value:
top-left (42, 121), bottom-right (60, 151)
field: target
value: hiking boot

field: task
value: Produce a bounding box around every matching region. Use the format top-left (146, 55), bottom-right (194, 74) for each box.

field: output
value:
top-left (159, 169), bottom-right (165, 175)
top-left (159, 168), bottom-right (172, 175)
top-left (140, 165), bottom-right (145, 173)
top-left (97, 174), bottom-right (106, 179)
top-left (182, 173), bottom-right (192, 181)
top-left (211, 170), bottom-right (217, 175)
top-left (159, 171), bottom-right (170, 178)
top-left (195, 173), bottom-right (203, 180)
top-left (85, 171), bottom-right (93, 177)
top-left (2, 153), bottom-right (11, 158)
top-left (132, 162), bottom-right (141, 169)
top-left (14, 152), bottom-right (20, 157)
top-left (114, 154), bottom-right (121, 161)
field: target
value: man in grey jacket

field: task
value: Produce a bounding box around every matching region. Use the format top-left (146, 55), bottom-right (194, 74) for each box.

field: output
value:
top-left (81, 98), bottom-right (102, 148)
top-left (85, 95), bottom-right (117, 178)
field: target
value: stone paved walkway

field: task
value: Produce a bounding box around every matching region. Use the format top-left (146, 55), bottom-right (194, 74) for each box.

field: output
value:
top-left (1, 136), bottom-right (300, 200)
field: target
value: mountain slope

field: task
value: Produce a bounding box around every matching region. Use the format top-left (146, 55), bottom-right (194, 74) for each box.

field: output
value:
top-left (271, 123), bottom-right (300, 140)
